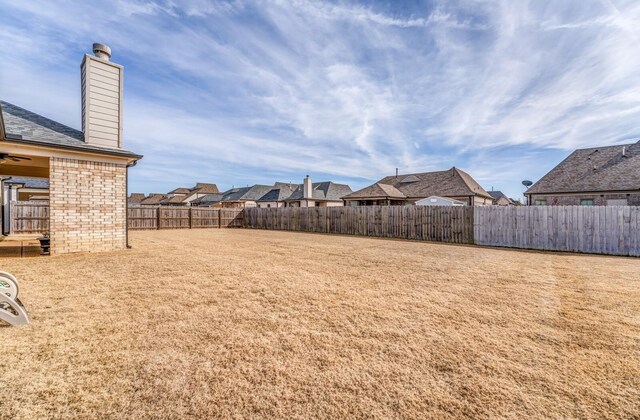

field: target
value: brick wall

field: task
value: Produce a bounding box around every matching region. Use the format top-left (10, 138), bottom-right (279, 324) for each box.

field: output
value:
top-left (49, 157), bottom-right (127, 254)
top-left (528, 192), bottom-right (640, 206)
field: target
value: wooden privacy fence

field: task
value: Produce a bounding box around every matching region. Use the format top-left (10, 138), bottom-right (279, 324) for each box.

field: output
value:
top-left (10, 201), bottom-right (50, 234)
top-left (475, 205), bottom-right (640, 257)
top-left (243, 206), bottom-right (475, 244)
top-left (127, 207), bottom-right (243, 230)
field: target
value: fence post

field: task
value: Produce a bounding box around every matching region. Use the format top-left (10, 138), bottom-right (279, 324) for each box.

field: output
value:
top-left (218, 209), bottom-right (222, 229)
top-left (189, 207), bottom-right (193, 229)
top-left (156, 207), bottom-right (161, 230)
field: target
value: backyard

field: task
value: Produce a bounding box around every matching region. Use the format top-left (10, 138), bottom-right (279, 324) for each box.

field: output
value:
top-left (1, 229), bottom-right (639, 418)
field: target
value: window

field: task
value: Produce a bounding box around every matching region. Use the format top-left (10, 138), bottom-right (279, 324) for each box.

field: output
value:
top-left (534, 199), bottom-right (547, 206)
top-left (580, 199), bottom-right (594, 206)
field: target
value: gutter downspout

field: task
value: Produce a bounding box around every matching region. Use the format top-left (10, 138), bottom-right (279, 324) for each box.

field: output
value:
top-left (0, 176), bottom-right (11, 236)
top-left (126, 160), bottom-right (138, 249)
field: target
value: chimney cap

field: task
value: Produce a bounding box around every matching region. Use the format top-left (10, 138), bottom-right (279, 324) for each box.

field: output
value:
top-left (93, 42), bottom-right (112, 60)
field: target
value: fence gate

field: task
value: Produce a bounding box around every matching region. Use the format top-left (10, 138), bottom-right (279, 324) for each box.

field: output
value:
top-left (9, 201), bottom-right (50, 234)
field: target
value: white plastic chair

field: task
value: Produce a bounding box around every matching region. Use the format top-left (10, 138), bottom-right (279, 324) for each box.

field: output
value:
top-left (0, 271), bottom-right (29, 326)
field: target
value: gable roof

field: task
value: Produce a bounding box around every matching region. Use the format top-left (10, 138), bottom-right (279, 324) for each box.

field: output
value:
top-left (168, 187), bottom-right (191, 195)
top-left (526, 141), bottom-right (640, 195)
top-left (284, 182), bottom-right (353, 201)
top-left (257, 184), bottom-right (300, 202)
top-left (193, 183), bottom-right (219, 193)
top-left (0, 100), bottom-right (141, 159)
top-left (3, 176), bottom-right (49, 189)
top-left (343, 167), bottom-right (491, 200)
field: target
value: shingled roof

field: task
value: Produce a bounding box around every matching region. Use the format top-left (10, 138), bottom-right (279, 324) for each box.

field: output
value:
top-left (221, 185), bottom-right (275, 202)
top-left (343, 167), bottom-right (491, 200)
top-left (284, 182), bottom-right (353, 202)
top-left (140, 194), bottom-right (167, 205)
top-left (526, 141), bottom-right (640, 194)
top-left (257, 184), bottom-right (300, 202)
top-left (0, 100), bottom-right (141, 159)
top-left (4, 176), bottom-right (49, 189)
top-left (488, 190), bottom-right (513, 204)
top-left (127, 193), bottom-right (146, 204)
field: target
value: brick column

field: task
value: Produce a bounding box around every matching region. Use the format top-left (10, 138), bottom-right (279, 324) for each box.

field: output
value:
top-left (49, 157), bottom-right (127, 254)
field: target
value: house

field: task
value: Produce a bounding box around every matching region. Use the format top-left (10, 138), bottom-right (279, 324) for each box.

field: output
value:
top-left (192, 193), bottom-right (225, 207)
top-left (488, 190), bottom-right (514, 206)
top-left (127, 193), bottom-right (145, 206)
top-left (217, 185), bottom-right (275, 208)
top-left (525, 140), bottom-right (640, 206)
top-left (140, 194), bottom-right (167, 206)
top-left (159, 183), bottom-right (220, 206)
top-left (342, 167), bottom-right (493, 206)
top-left (415, 196), bottom-right (465, 206)
top-left (282, 176), bottom-right (352, 207)
top-left (256, 182), bottom-right (299, 208)
top-left (0, 43), bottom-right (142, 254)
top-left (2, 176), bottom-right (49, 201)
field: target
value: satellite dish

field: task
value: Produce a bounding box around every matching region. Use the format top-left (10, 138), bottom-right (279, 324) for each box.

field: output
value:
top-left (522, 180), bottom-right (533, 187)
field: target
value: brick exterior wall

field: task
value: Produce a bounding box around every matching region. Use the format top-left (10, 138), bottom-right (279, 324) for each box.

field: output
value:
top-left (49, 157), bottom-right (127, 254)
top-left (527, 192), bottom-right (640, 206)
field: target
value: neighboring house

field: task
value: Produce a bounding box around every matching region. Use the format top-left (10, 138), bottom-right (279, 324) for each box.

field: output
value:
top-left (525, 140), bottom-right (640, 206)
top-left (217, 185), bottom-right (275, 208)
top-left (2, 176), bottom-right (49, 201)
top-left (0, 43), bottom-right (142, 253)
top-left (488, 190), bottom-right (514, 206)
top-left (192, 193), bottom-right (225, 207)
top-left (343, 167), bottom-right (493, 206)
top-left (159, 183), bottom-right (220, 206)
top-left (415, 196), bottom-right (465, 206)
top-left (282, 176), bottom-right (353, 207)
top-left (140, 194), bottom-right (167, 206)
top-left (256, 182), bottom-right (299, 208)
top-left (127, 193), bottom-right (145, 206)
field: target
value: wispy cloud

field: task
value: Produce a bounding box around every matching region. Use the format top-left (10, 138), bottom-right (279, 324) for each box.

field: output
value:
top-left (1, 0), bottom-right (639, 199)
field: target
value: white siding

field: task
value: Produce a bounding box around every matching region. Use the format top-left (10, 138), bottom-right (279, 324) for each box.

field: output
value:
top-left (81, 55), bottom-right (123, 149)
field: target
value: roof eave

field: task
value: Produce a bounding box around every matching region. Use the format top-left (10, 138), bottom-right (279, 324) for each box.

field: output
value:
top-left (2, 136), bottom-right (143, 162)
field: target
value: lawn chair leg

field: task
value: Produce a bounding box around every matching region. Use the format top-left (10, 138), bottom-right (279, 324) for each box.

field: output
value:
top-left (0, 294), bottom-right (29, 326)
top-left (0, 271), bottom-right (19, 300)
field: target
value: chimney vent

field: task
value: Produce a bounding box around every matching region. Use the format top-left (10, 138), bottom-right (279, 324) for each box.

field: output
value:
top-left (93, 43), bottom-right (112, 61)
top-left (622, 146), bottom-right (626, 157)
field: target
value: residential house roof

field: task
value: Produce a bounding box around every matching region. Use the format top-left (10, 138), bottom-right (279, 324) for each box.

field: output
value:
top-left (343, 167), bottom-right (491, 200)
top-left (3, 176), bottom-right (49, 189)
top-left (221, 185), bottom-right (275, 202)
top-left (193, 183), bottom-right (219, 193)
top-left (0, 100), bottom-right (141, 159)
top-left (127, 193), bottom-right (146, 204)
top-left (526, 141), bottom-right (640, 194)
top-left (168, 187), bottom-right (191, 195)
top-left (140, 194), bottom-right (166, 205)
top-left (193, 193), bottom-right (224, 206)
top-left (257, 183), bottom-right (300, 202)
top-left (488, 190), bottom-right (513, 204)
top-left (284, 182), bottom-right (353, 202)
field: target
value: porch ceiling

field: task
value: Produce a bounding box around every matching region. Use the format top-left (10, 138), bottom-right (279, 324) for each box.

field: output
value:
top-left (0, 153), bottom-right (49, 178)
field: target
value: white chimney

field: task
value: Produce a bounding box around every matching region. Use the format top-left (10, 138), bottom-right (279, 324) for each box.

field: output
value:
top-left (303, 175), bottom-right (313, 199)
top-left (81, 42), bottom-right (123, 149)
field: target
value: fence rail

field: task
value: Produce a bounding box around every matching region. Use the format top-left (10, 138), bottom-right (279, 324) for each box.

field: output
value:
top-left (10, 201), bottom-right (49, 234)
top-left (243, 206), bottom-right (474, 244)
top-left (127, 207), bottom-right (243, 230)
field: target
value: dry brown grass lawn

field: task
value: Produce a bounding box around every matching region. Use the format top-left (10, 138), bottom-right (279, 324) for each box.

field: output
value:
top-left (1, 229), bottom-right (639, 419)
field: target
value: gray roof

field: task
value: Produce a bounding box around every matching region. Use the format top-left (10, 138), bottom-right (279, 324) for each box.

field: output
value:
top-left (526, 141), bottom-right (640, 194)
top-left (284, 182), bottom-right (353, 202)
top-left (343, 167), bottom-right (491, 200)
top-left (488, 190), bottom-right (512, 203)
top-left (0, 100), bottom-right (141, 159)
top-left (4, 176), bottom-right (49, 189)
top-left (193, 193), bottom-right (224, 205)
top-left (257, 183), bottom-right (300, 202)
top-left (220, 185), bottom-right (274, 202)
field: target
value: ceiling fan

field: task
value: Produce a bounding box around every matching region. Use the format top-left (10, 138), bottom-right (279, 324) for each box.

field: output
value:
top-left (0, 153), bottom-right (32, 163)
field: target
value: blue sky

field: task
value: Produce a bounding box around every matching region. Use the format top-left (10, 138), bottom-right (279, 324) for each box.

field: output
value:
top-left (1, 0), bottom-right (639, 200)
